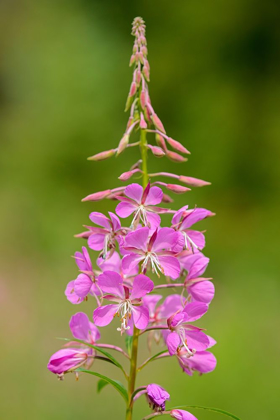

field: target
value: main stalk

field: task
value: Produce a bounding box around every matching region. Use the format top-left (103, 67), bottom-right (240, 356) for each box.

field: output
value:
top-left (126, 129), bottom-right (148, 420)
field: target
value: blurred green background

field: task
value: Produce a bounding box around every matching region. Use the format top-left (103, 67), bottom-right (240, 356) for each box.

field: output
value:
top-left (0, 0), bottom-right (279, 419)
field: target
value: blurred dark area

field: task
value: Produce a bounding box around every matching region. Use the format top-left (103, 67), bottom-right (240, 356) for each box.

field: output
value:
top-left (0, 0), bottom-right (279, 419)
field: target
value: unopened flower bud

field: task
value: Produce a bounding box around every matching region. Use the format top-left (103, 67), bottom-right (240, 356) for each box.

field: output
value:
top-left (178, 176), bottom-right (211, 187)
top-left (143, 65), bottom-right (150, 81)
top-left (165, 137), bottom-right (190, 154)
top-left (155, 134), bottom-right (167, 151)
top-left (146, 384), bottom-right (170, 412)
top-left (82, 189), bottom-right (111, 202)
top-left (118, 168), bottom-right (142, 181)
top-left (117, 133), bottom-right (129, 156)
top-left (138, 51), bottom-right (144, 64)
top-left (129, 54), bottom-right (136, 66)
top-left (147, 144), bottom-right (165, 157)
top-left (47, 348), bottom-right (92, 376)
top-left (140, 90), bottom-right (147, 109)
top-left (129, 81), bottom-right (137, 97)
top-left (140, 112), bottom-right (147, 129)
top-left (141, 45), bottom-right (148, 56)
top-left (166, 183), bottom-right (191, 193)
top-left (136, 69), bottom-right (142, 85)
top-left (171, 409), bottom-right (198, 420)
top-left (151, 113), bottom-right (166, 133)
top-left (87, 149), bottom-right (116, 161)
top-left (162, 193), bottom-right (174, 203)
top-left (166, 150), bottom-right (188, 162)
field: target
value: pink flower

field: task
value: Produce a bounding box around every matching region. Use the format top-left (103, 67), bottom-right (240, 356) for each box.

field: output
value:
top-left (87, 212), bottom-right (124, 258)
top-left (178, 251), bottom-right (209, 280)
top-left (93, 271), bottom-right (154, 334)
top-left (165, 302), bottom-right (209, 356)
top-left (177, 349), bottom-right (217, 376)
top-left (116, 182), bottom-right (169, 229)
top-left (171, 409), bottom-right (198, 420)
top-left (146, 383), bottom-right (170, 412)
top-left (122, 227), bottom-right (181, 279)
top-left (48, 312), bottom-right (100, 378)
top-left (172, 206), bottom-right (214, 251)
top-left (185, 278), bottom-right (215, 304)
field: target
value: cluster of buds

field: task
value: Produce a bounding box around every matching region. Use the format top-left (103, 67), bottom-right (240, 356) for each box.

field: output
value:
top-left (47, 17), bottom-right (219, 420)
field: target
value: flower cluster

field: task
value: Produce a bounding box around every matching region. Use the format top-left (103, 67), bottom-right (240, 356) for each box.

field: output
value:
top-left (48, 17), bottom-right (217, 420)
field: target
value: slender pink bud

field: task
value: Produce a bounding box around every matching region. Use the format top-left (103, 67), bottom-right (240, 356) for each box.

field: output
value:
top-left (126, 116), bottom-right (135, 130)
top-left (117, 134), bottom-right (129, 156)
top-left (165, 137), bottom-right (190, 154)
top-left (147, 144), bottom-right (165, 157)
top-left (133, 44), bottom-right (137, 54)
top-left (140, 112), bottom-right (147, 129)
top-left (140, 90), bottom-right (147, 109)
top-left (162, 193), bottom-right (174, 203)
top-left (143, 65), bottom-right (150, 81)
top-left (118, 168), bottom-right (142, 181)
top-left (136, 70), bottom-right (142, 85)
top-left (151, 113), bottom-right (166, 134)
top-left (129, 54), bottom-right (135, 66)
top-left (138, 51), bottom-right (144, 64)
top-left (141, 45), bottom-right (148, 56)
top-left (166, 150), bottom-right (187, 162)
top-left (82, 189), bottom-right (111, 202)
top-left (155, 134), bottom-right (167, 151)
top-left (129, 81), bottom-right (137, 97)
top-left (178, 176), bottom-right (211, 187)
top-left (153, 181), bottom-right (190, 193)
top-left (87, 149), bottom-right (116, 161)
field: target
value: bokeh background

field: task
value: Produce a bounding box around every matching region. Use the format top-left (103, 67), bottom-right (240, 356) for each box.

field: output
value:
top-left (1, 0), bottom-right (279, 419)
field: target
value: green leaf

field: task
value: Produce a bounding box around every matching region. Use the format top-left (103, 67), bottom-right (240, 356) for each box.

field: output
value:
top-left (138, 350), bottom-right (168, 371)
top-left (97, 379), bottom-right (109, 393)
top-left (77, 369), bottom-right (128, 402)
top-left (125, 335), bottom-right (133, 356)
top-left (58, 337), bottom-right (127, 377)
top-left (170, 405), bottom-right (241, 420)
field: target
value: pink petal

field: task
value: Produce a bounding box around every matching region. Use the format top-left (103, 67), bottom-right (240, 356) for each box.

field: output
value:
top-left (89, 212), bottom-right (111, 229)
top-left (124, 183), bottom-right (143, 203)
top-left (74, 274), bottom-right (92, 298)
top-left (122, 254), bottom-right (143, 274)
top-left (143, 294), bottom-right (162, 317)
top-left (69, 312), bottom-right (92, 341)
top-left (185, 330), bottom-right (210, 351)
top-left (146, 211), bottom-right (161, 229)
top-left (152, 227), bottom-right (177, 252)
top-left (187, 280), bottom-right (215, 303)
top-left (186, 230), bottom-right (205, 250)
top-left (160, 294), bottom-right (183, 319)
top-left (172, 205), bottom-right (189, 225)
top-left (158, 255), bottom-right (181, 280)
top-left (93, 304), bottom-right (118, 327)
top-left (130, 274), bottom-right (154, 300)
top-left (171, 409), bottom-right (198, 420)
top-left (108, 212), bottom-right (121, 231)
top-left (88, 233), bottom-right (106, 251)
top-left (132, 306), bottom-right (149, 330)
top-left (124, 227), bottom-right (149, 252)
top-left (183, 302), bottom-right (208, 321)
top-left (166, 331), bottom-right (181, 355)
top-left (187, 350), bottom-right (217, 373)
top-left (97, 251), bottom-right (121, 273)
top-left (116, 201), bottom-right (137, 218)
top-left (98, 271), bottom-right (124, 299)
top-left (145, 186), bottom-right (163, 206)
top-left (181, 208), bottom-right (214, 229)
top-left (65, 280), bottom-right (81, 304)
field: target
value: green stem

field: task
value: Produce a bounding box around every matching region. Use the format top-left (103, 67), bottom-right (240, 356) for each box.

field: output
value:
top-left (126, 129), bottom-right (148, 420)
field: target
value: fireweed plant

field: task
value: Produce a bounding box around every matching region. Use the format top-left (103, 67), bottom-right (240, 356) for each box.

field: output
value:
top-left (48, 17), bottom-right (240, 420)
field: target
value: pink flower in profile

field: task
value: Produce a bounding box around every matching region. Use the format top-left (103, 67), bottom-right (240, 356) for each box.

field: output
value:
top-left (47, 312), bottom-right (100, 378)
top-left (172, 206), bottom-right (214, 251)
top-left (177, 348), bottom-right (217, 376)
top-left (65, 247), bottom-right (101, 305)
top-left (178, 251), bottom-right (209, 280)
top-left (171, 409), bottom-right (198, 420)
top-left (122, 227), bottom-right (182, 279)
top-left (185, 278), bottom-right (215, 304)
top-left (87, 212), bottom-right (124, 258)
top-left (165, 302), bottom-right (209, 356)
top-left (116, 182), bottom-right (170, 229)
top-left (93, 271), bottom-right (154, 334)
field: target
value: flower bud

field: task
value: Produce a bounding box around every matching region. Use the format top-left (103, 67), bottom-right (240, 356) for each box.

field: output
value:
top-left (166, 183), bottom-right (190, 193)
top-left (151, 113), bottom-right (166, 133)
top-left (47, 348), bottom-right (91, 376)
top-left (143, 65), bottom-right (150, 81)
top-left (118, 168), bottom-right (141, 181)
top-left (147, 144), bottom-right (165, 157)
top-left (171, 409), bottom-right (198, 420)
top-left (117, 133), bottom-right (129, 156)
top-left (140, 112), bottom-right (147, 129)
top-left (146, 384), bottom-right (170, 412)
top-left (178, 176), bottom-right (211, 187)
top-left (155, 134), bottom-right (167, 151)
top-left (140, 90), bottom-right (147, 109)
top-left (141, 45), bottom-right (148, 56)
top-left (129, 81), bottom-right (137, 97)
top-left (87, 149), bottom-right (116, 161)
top-left (138, 51), bottom-right (144, 64)
top-left (166, 150), bottom-right (187, 162)
top-left (82, 189), bottom-right (111, 202)
top-left (136, 69), bottom-right (142, 85)
top-left (165, 137), bottom-right (190, 154)
top-left (129, 54), bottom-right (136, 66)
top-left (162, 193), bottom-right (174, 203)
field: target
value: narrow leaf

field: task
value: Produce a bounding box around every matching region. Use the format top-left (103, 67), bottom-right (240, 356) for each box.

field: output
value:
top-left (170, 406), bottom-right (241, 420)
top-left (138, 350), bottom-right (168, 371)
top-left (97, 379), bottom-right (109, 393)
top-left (77, 369), bottom-right (128, 402)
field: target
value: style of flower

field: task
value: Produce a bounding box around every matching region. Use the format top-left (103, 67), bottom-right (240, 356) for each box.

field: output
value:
top-left (87, 212), bottom-right (125, 258)
top-left (165, 302), bottom-right (209, 356)
top-left (47, 312), bottom-right (100, 379)
top-left (146, 383), bottom-right (170, 412)
top-left (93, 271), bottom-right (154, 334)
top-left (122, 227), bottom-right (182, 279)
top-left (116, 182), bottom-right (169, 229)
